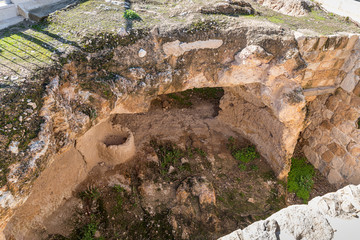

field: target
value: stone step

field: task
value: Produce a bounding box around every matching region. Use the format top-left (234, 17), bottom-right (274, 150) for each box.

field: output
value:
top-left (16, 0), bottom-right (76, 20)
top-left (0, 3), bottom-right (18, 22)
top-left (28, 0), bottom-right (77, 21)
top-left (0, 15), bottom-right (24, 30)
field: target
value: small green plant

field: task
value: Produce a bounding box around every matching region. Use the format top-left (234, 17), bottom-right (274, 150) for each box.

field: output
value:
top-left (194, 147), bottom-right (207, 157)
top-left (168, 93), bottom-right (192, 107)
top-left (238, 164), bottom-right (246, 171)
top-left (113, 185), bottom-right (125, 193)
top-left (250, 164), bottom-right (259, 171)
top-left (357, 118), bottom-right (360, 129)
top-left (233, 146), bottom-right (260, 164)
top-left (287, 157), bottom-right (315, 203)
top-left (151, 141), bottom-right (183, 175)
top-left (123, 9), bottom-right (141, 20)
top-left (267, 16), bottom-right (284, 24)
top-left (82, 222), bottom-right (98, 240)
top-left (80, 186), bottom-right (100, 201)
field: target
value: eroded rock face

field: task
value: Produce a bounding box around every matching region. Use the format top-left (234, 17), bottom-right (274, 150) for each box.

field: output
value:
top-left (200, 1), bottom-right (255, 15)
top-left (218, 85), bottom-right (304, 178)
top-left (0, 22), bottom-right (360, 237)
top-left (219, 184), bottom-right (360, 240)
top-left (256, 0), bottom-right (314, 16)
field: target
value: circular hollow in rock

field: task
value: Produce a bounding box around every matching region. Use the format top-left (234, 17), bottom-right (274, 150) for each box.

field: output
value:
top-left (103, 134), bottom-right (128, 147)
top-left (98, 126), bottom-right (135, 165)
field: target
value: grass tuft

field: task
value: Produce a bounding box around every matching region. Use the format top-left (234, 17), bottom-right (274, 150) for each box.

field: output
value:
top-left (287, 157), bottom-right (315, 203)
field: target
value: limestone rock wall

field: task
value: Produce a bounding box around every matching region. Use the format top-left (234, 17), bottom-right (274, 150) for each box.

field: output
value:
top-left (302, 89), bottom-right (360, 186)
top-left (1, 23), bottom-right (360, 237)
top-left (255, 0), bottom-right (313, 16)
top-left (297, 34), bottom-right (360, 91)
top-left (218, 85), bottom-right (300, 178)
top-left (219, 184), bottom-right (360, 240)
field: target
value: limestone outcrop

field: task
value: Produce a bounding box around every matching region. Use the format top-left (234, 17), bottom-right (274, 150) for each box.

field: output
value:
top-left (219, 184), bottom-right (360, 240)
top-left (1, 22), bottom-right (359, 236)
top-left (255, 0), bottom-right (314, 16)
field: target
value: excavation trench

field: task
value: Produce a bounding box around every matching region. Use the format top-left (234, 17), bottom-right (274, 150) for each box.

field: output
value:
top-left (4, 86), bottom-right (308, 239)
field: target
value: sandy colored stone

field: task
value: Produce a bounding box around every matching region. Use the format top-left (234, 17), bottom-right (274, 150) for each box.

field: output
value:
top-left (330, 127), bottom-right (351, 146)
top-left (321, 150), bottom-right (334, 163)
top-left (330, 157), bottom-right (344, 170)
top-left (340, 154), bottom-right (356, 178)
top-left (327, 142), bottom-right (346, 156)
top-left (328, 169), bottom-right (344, 185)
top-left (325, 95), bottom-right (339, 111)
top-left (256, 0), bottom-right (312, 16)
top-left (320, 120), bottom-right (333, 130)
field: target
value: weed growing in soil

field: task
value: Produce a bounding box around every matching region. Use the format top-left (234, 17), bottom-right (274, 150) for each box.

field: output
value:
top-left (80, 186), bottom-right (100, 201)
top-left (227, 137), bottom-right (260, 171)
top-left (80, 221), bottom-right (98, 240)
top-left (167, 93), bottom-right (192, 107)
top-left (150, 140), bottom-right (208, 178)
top-left (233, 146), bottom-right (259, 164)
top-left (113, 185), bottom-right (125, 212)
top-left (287, 157), bottom-right (315, 203)
top-left (124, 10), bottom-right (141, 20)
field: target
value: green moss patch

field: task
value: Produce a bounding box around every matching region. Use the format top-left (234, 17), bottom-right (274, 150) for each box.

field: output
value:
top-left (287, 157), bottom-right (315, 203)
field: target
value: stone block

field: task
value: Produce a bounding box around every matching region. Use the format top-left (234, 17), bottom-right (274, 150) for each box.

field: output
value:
top-left (327, 142), bottom-right (346, 156)
top-left (318, 131), bottom-right (331, 145)
top-left (340, 154), bottom-right (357, 179)
top-left (353, 81), bottom-right (360, 96)
top-left (348, 167), bottom-right (360, 184)
top-left (350, 95), bottom-right (360, 109)
top-left (330, 127), bottom-right (351, 146)
top-left (349, 145), bottom-right (360, 157)
top-left (341, 72), bottom-right (360, 93)
top-left (350, 130), bottom-right (360, 143)
top-left (321, 150), bottom-right (334, 163)
top-left (315, 144), bottom-right (328, 156)
top-left (322, 109), bottom-right (334, 119)
top-left (320, 120), bottom-right (333, 130)
top-left (330, 157), bottom-right (344, 170)
top-left (325, 95), bottom-right (339, 111)
top-left (304, 145), bottom-right (320, 168)
top-left (338, 121), bottom-right (356, 135)
top-left (336, 88), bottom-right (352, 102)
top-left (328, 169), bottom-right (344, 185)
top-left (302, 128), bottom-right (312, 139)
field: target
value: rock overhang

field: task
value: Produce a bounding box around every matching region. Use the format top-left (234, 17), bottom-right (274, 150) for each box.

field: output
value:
top-left (0, 0), bottom-right (360, 237)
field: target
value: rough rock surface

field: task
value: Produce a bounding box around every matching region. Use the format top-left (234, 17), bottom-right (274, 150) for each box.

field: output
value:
top-left (0, 0), bottom-right (360, 236)
top-left (219, 184), bottom-right (360, 240)
top-left (302, 89), bottom-right (360, 186)
top-left (200, 1), bottom-right (255, 15)
top-left (0, 26), bottom-right (359, 236)
top-left (256, 0), bottom-right (313, 16)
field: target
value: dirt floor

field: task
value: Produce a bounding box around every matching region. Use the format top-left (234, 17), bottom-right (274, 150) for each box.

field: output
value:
top-left (40, 88), bottom-right (335, 240)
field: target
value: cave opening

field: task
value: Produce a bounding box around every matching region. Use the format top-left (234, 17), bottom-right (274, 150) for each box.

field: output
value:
top-left (38, 86), bottom-right (293, 240)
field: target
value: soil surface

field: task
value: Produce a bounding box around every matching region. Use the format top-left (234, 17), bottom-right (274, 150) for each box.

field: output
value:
top-left (40, 88), bottom-right (334, 240)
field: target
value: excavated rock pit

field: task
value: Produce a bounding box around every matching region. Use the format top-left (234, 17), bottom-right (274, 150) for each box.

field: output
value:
top-left (4, 88), bottom-right (333, 239)
top-left (0, 3), bottom-right (360, 238)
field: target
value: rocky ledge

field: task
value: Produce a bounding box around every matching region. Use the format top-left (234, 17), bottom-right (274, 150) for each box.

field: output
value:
top-left (220, 184), bottom-right (360, 240)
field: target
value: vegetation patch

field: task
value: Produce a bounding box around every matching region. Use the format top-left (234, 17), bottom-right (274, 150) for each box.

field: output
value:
top-left (227, 137), bottom-right (260, 171)
top-left (150, 140), bottom-right (208, 178)
top-left (123, 10), bottom-right (141, 21)
top-left (287, 157), bottom-right (315, 203)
